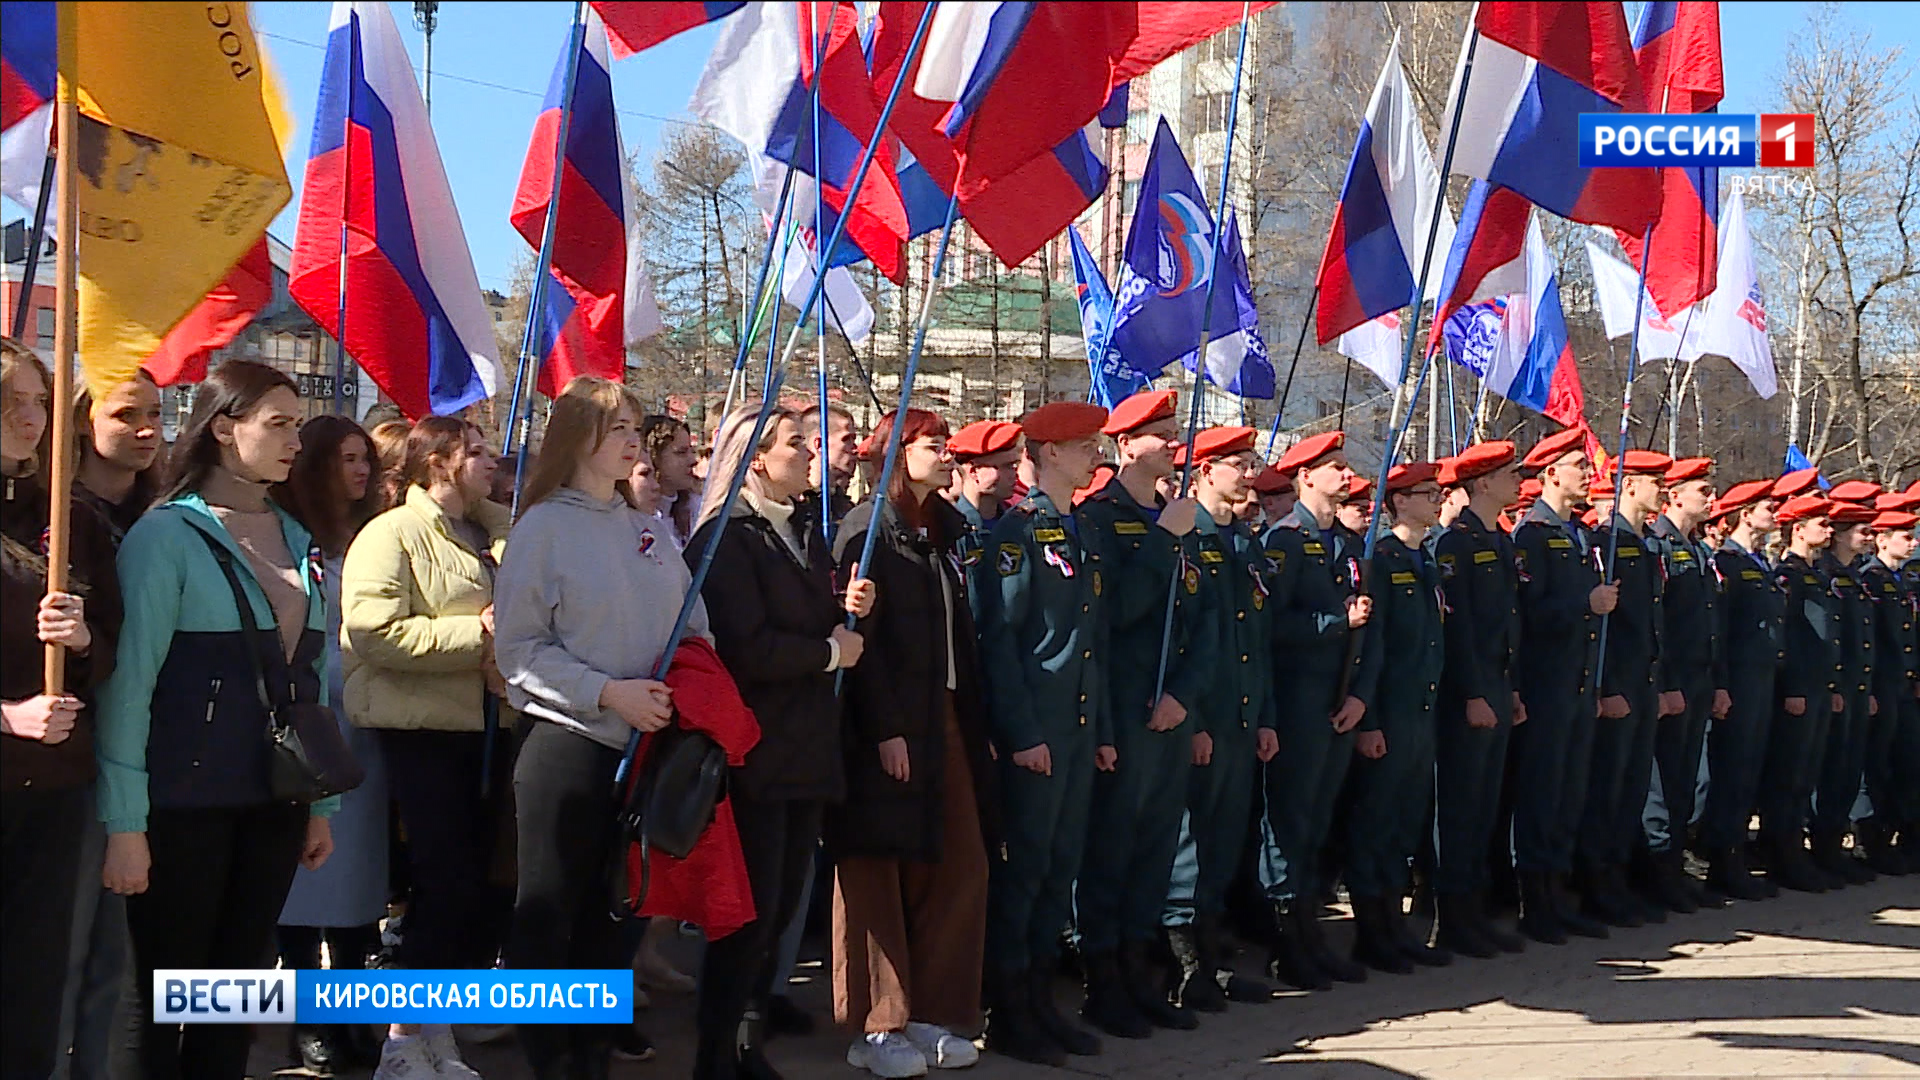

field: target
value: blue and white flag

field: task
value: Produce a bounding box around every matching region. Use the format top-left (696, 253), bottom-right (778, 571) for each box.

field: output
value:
top-left (1442, 297), bottom-right (1507, 379)
top-left (1178, 211), bottom-right (1274, 399)
top-left (1068, 227), bottom-right (1149, 409)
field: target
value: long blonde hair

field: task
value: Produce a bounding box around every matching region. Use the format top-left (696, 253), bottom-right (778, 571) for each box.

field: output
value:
top-left (695, 400), bottom-right (798, 533)
top-left (518, 376), bottom-right (643, 514)
top-left (1, 337), bottom-right (52, 477)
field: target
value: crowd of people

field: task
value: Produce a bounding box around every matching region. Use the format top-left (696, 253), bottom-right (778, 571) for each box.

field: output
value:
top-left (1, 339), bottom-right (1915, 1080)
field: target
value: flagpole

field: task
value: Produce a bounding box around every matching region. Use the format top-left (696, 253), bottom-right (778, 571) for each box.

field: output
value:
top-left (616, 0), bottom-right (940, 788)
top-left (719, 166), bottom-right (799, 419)
top-left (9, 151), bottom-right (55, 340)
top-left (1265, 283), bottom-right (1319, 455)
top-left (809, 1), bottom-right (835, 548)
top-left (1336, 356), bottom-right (1353, 430)
top-left (1444, 346), bottom-right (1460, 454)
top-left (1595, 222), bottom-right (1657, 691)
top-left (43, 0), bottom-right (78, 692)
top-left (331, 30), bottom-right (356, 417)
top-left (1151, 0), bottom-right (1253, 707)
top-left (506, 0), bottom-right (588, 516)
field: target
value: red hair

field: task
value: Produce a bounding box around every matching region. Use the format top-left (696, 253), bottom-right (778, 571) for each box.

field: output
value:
top-left (868, 407), bottom-right (951, 532)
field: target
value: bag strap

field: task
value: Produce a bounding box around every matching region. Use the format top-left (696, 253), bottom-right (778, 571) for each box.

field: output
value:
top-left (184, 521), bottom-right (295, 719)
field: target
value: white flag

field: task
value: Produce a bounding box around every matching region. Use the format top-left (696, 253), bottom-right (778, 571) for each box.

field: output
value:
top-left (1701, 192), bottom-right (1777, 399)
top-left (1585, 241), bottom-right (1707, 362)
top-left (781, 225), bottom-right (875, 344)
top-left (1337, 312), bottom-right (1405, 387)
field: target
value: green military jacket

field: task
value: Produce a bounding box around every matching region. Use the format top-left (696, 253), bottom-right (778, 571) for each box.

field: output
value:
top-left (1434, 507), bottom-right (1520, 711)
top-left (975, 490), bottom-right (1110, 753)
top-left (1261, 502), bottom-right (1371, 713)
top-left (1193, 510), bottom-right (1273, 739)
top-left (1862, 556), bottom-right (1916, 703)
top-left (953, 493), bottom-right (1000, 624)
top-left (1364, 530), bottom-right (1445, 730)
top-left (1824, 553), bottom-right (1875, 697)
top-left (1776, 551), bottom-right (1840, 702)
top-left (1712, 537), bottom-right (1785, 673)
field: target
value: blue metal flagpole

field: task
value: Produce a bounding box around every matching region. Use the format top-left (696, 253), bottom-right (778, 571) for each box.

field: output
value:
top-left (616, 0), bottom-right (941, 787)
top-left (1151, 0), bottom-right (1253, 706)
top-left (1595, 222), bottom-right (1658, 688)
top-left (506, 0), bottom-right (588, 517)
top-left (809, 2), bottom-right (835, 549)
top-left (720, 163), bottom-right (800, 419)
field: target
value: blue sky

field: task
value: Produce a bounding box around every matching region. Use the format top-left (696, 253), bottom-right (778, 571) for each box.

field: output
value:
top-left (7, 2), bottom-right (1914, 296)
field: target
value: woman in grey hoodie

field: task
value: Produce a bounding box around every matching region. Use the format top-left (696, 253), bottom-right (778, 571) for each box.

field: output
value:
top-left (494, 377), bottom-right (706, 1080)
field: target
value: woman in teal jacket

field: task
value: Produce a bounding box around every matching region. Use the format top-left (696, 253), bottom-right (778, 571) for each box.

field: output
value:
top-left (96, 360), bottom-right (339, 1080)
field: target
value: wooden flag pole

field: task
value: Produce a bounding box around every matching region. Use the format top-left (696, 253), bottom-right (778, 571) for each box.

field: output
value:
top-left (45, 0), bottom-right (79, 693)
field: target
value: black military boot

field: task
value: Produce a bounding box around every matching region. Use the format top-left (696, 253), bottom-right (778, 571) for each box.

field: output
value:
top-left (1707, 845), bottom-right (1770, 901)
top-left (1028, 966), bottom-right (1101, 1056)
top-left (1517, 871), bottom-right (1568, 945)
top-left (1079, 950), bottom-right (1151, 1039)
top-left (1812, 832), bottom-right (1874, 886)
top-left (1197, 914), bottom-right (1273, 1002)
top-left (1471, 889), bottom-right (1526, 953)
top-left (1350, 896), bottom-right (1414, 974)
top-left (1296, 905), bottom-right (1366, 983)
top-left (1766, 834), bottom-right (1831, 893)
top-left (1648, 849), bottom-right (1700, 913)
top-left (1166, 924), bottom-right (1229, 1011)
top-left (1582, 864), bottom-right (1645, 928)
top-left (1384, 899), bottom-right (1452, 967)
top-left (1120, 940), bottom-right (1195, 1030)
top-left (1857, 821), bottom-right (1908, 876)
top-left (985, 966), bottom-right (1066, 1067)
top-left (1265, 902), bottom-right (1331, 990)
top-left (1435, 893), bottom-right (1497, 958)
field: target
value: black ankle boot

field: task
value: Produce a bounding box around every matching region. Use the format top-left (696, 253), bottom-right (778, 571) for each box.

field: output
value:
top-left (1197, 914), bottom-right (1273, 1002)
top-left (1296, 904), bottom-right (1366, 983)
top-left (1518, 871), bottom-right (1568, 945)
top-left (1709, 846), bottom-right (1769, 901)
top-left (1384, 898), bottom-right (1452, 967)
top-left (1080, 950), bottom-right (1151, 1039)
top-left (1166, 924), bottom-right (1228, 1011)
top-left (1813, 833), bottom-right (1876, 885)
top-left (986, 966), bottom-right (1065, 1067)
top-left (1471, 889), bottom-right (1526, 953)
top-left (1265, 903), bottom-right (1330, 991)
top-left (1029, 966), bottom-right (1101, 1056)
top-left (1551, 872), bottom-right (1609, 939)
top-left (1351, 896), bottom-right (1414, 974)
top-left (1120, 940), bottom-right (1196, 1029)
top-left (1580, 865), bottom-right (1644, 927)
top-left (1648, 849), bottom-right (1699, 913)
top-left (1435, 893), bottom-right (1496, 958)
top-left (1766, 834), bottom-right (1830, 893)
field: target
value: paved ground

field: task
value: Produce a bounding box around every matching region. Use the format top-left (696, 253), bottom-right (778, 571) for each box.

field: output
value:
top-left (256, 876), bottom-right (1919, 1079)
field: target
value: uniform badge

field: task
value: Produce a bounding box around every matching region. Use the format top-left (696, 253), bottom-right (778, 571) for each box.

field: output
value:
top-left (1249, 562), bottom-right (1269, 608)
top-left (997, 543), bottom-right (1024, 576)
top-left (1266, 548), bottom-right (1286, 573)
top-left (1092, 569), bottom-right (1103, 596)
top-left (1043, 545), bottom-right (1076, 578)
top-left (1182, 555), bottom-right (1200, 596)
top-left (1438, 553), bottom-right (1457, 580)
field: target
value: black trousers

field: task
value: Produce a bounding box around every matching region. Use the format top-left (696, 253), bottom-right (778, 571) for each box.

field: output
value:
top-left (1758, 693), bottom-right (1832, 842)
top-left (507, 722), bottom-right (628, 1070)
top-left (380, 728), bottom-right (510, 969)
top-left (1700, 666), bottom-right (1776, 852)
top-left (1650, 676), bottom-right (1714, 854)
top-left (127, 802), bottom-right (309, 1080)
top-left (2, 784), bottom-right (91, 1079)
top-left (697, 790), bottom-right (823, 1049)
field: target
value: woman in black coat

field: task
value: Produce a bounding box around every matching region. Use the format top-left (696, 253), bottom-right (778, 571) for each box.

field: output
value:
top-left (828, 409), bottom-right (996, 1076)
top-left (688, 402), bottom-right (873, 1080)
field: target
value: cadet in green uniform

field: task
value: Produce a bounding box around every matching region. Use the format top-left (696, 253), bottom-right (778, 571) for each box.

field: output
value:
top-left (1511, 428), bottom-right (1616, 944)
top-left (1256, 432), bottom-right (1375, 989)
top-left (1343, 462), bottom-right (1450, 974)
top-left (1888, 511), bottom-right (1920, 870)
top-left (1072, 390), bottom-right (1208, 1036)
top-left (1700, 480), bottom-right (1787, 900)
top-left (976, 402), bottom-right (1111, 1066)
top-left (1642, 457), bottom-right (1728, 914)
top-left (1579, 451), bottom-right (1672, 928)
top-left (1812, 494), bottom-right (1879, 885)
top-left (1760, 494), bottom-right (1840, 893)
top-left (1858, 507), bottom-right (1917, 874)
top-left (1430, 442), bottom-right (1527, 959)
top-left (947, 419), bottom-right (1023, 615)
top-left (1162, 427), bottom-right (1278, 1009)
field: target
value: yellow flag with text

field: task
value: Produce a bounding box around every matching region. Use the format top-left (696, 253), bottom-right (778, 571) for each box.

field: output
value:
top-left (71, 2), bottom-right (291, 401)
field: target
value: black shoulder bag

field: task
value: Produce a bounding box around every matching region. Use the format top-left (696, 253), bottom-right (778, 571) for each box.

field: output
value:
top-left (609, 719), bottom-right (728, 917)
top-left (188, 524), bottom-right (365, 804)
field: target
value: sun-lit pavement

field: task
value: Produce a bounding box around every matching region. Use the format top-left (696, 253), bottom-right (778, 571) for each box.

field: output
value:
top-left (255, 876), bottom-right (1919, 1079)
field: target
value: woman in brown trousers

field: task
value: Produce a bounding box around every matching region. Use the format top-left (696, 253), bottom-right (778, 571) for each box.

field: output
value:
top-left (830, 408), bottom-right (996, 1076)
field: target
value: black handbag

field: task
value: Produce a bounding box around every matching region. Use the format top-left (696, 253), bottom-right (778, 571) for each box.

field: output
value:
top-left (610, 719), bottom-right (727, 916)
top-left (188, 524), bottom-right (365, 804)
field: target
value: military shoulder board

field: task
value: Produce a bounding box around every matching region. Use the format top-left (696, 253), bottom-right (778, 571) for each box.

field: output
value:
top-left (1034, 528), bottom-right (1067, 543)
top-left (1113, 521), bottom-right (1149, 535)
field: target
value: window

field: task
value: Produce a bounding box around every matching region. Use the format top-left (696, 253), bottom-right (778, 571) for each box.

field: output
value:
top-left (1198, 30), bottom-right (1237, 66)
top-left (1126, 108), bottom-right (1154, 144)
top-left (35, 307), bottom-right (53, 345)
top-left (1121, 178), bottom-right (1142, 216)
top-left (1199, 92), bottom-right (1232, 135)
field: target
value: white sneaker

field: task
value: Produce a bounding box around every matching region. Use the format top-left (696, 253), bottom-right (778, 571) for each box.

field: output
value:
top-left (846, 1031), bottom-right (929, 1078)
top-left (422, 1025), bottom-right (484, 1078)
top-left (372, 1036), bottom-right (436, 1080)
top-left (904, 1023), bottom-right (979, 1070)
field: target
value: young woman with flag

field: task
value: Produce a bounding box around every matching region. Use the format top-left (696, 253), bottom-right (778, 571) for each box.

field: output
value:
top-left (96, 359), bottom-right (338, 1080)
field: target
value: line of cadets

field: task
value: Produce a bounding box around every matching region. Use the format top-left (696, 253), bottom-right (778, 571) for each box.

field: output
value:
top-left (931, 390), bottom-right (1919, 1067)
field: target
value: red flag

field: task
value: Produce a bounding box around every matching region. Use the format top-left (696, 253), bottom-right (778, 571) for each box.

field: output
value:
top-left (590, 1), bottom-right (744, 60)
top-left (1615, 2), bottom-right (1723, 316)
top-left (142, 239), bottom-right (273, 387)
top-left (1474, 2), bottom-right (1648, 109)
top-left (795, 1), bottom-right (909, 283)
top-left (1115, 3), bottom-right (1278, 81)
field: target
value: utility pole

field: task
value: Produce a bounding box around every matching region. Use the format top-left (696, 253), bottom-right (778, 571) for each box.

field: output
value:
top-left (413, 2), bottom-right (440, 114)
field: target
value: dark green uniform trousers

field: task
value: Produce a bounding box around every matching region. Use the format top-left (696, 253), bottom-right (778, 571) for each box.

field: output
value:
top-left (1649, 675), bottom-right (1715, 853)
top-left (1580, 687), bottom-right (1658, 872)
top-left (987, 735), bottom-right (1095, 970)
top-left (1166, 730), bottom-right (1259, 925)
top-left (1758, 693), bottom-right (1832, 843)
top-left (1343, 713), bottom-right (1436, 899)
top-left (1700, 666), bottom-right (1777, 852)
top-left (1433, 701), bottom-right (1510, 896)
top-left (1511, 693), bottom-right (1598, 875)
top-left (1812, 688), bottom-right (1873, 837)
top-left (1079, 726), bottom-right (1189, 949)
top-left (1259, 709), bottom-right (1355, 904)
top-left (1886, 697), bottom-right (1920, 829)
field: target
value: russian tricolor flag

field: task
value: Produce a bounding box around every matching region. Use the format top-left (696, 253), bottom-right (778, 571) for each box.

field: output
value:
top-left (591, 1), bottom-right (745, 59)
top-left (0, 0), bottom-right (54, 214)
top-left (1486, 212), bottom-right (1585, 429)
top-left (1314, 37), bottom-right (1455, 346)
top-left (1427, 178), bottom-right (1532, 350)
top-left (1441, 1), bottom-right (1662, 231)
top-left (289, 2), bottom-right (501, 419)
top-left (512, 7), bottom-right (662, 398)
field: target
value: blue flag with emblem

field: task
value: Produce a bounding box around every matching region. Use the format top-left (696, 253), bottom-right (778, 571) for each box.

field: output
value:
top-left (1783, 443), bottom-right (1831, 490)
top-left (1176, 211), bottom-right (1275, 399)
top-left (1107, 119), bottom-right (1242, 374)
top-left (1068, 226), bottom-right (1150, 408)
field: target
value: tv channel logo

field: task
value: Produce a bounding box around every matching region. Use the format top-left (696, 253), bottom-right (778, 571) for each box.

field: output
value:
top-left (1580, 114), bottom-right (1815, 168)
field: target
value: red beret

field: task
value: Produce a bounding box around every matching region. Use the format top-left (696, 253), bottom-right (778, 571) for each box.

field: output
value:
top-left (1450, 441), bottom-right (1518, 484)
top-left (1713, 479), bottom-right (1774, 519)
top-left (1664, 456), bottom-right (1713, 484)
top-left (1074, 463), bottom-right (1118, 506)
top-left (1872, 510), bottom-right (1918, 531)
top-left (1021, 402), bottom-right (1108, 444)
top-left (1830, 501), bottom-right (1877, 525)
top-left (1621, 449), bottom-right (1674, 476)
top-left (1170, 442), bottom-right (1189, 468)
top-left (1433, 456), bottom-right (1461, 488)
top-left (1580, 507), bottom-right (1601, 528)
top-left (1190, 426), bottom-right (1257, 462)
top-left (1909, 478), bottom-right (1920, 495)
top-left (1772, 468), bottom-right (1820, 499)
top-left (855, 432), bottom-right (878, 461)
top-left (1102, 389), bottom-right (1178, 436)
top-left (1776, 495), bottom-right (1833, 525)
top-left (1520, 477), bottom-right (1544, 498)
top-left (1876, 491), bottom-right (1920, 512)
top-left (1828, 479), bottom-right (1883, 504)
top-left (1522, 427), bottom-right (1586, 470)
top-left (947, 419), bottom-right (1022, 460)
top-left (1589, 473), bottom-right (1616, 499)
top-left (1274, 431), bottom-right (1345, 474)
top-left (1346, 474), bottom-right (1373, 501)
top-left (1385, 462), bottom-right (1440, 493)
top-left (1253, 464), bottom-right (1293, 494)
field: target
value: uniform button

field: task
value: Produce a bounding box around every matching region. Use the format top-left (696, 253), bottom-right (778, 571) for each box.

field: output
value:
top-left (1429, 683), bottom-right (1437, 693)
top-left (1082, 604), bottom-right (1090, 613)
top-left (1079, 716), bottom-right (1087, 726)
top-left (20, 778), bottom-right (30, 788)
top-left (1079, 693), bottom-right (1087, 703)
top-left (1241, 695), bottom-right (1250, 705)
top-left (1236, 611), bottom-right (1246, 621)
top-left (1241, 654), bottom-right (1249, 662)
top-left (192, 759), bottom-right (201, 767)
top-left (1082, 650), bottom-right (1092, 659)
